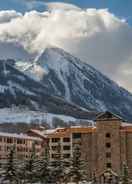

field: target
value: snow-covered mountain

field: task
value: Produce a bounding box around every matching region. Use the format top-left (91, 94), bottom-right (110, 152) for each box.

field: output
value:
top-left (0, 60), bottom-right (94, 119)
top-left (17, 47), bottom-right (132, 121)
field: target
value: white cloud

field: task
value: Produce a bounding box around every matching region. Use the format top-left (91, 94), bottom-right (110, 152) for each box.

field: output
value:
top-left (0, 10), bottom-right (22, 23)
top-left (0, 2), bottom-right (132, 92)
top-left (47, 2), bottom-right (81, 11)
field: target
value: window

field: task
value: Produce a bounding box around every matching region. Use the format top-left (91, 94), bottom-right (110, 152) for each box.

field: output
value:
top-left (63, 154), bottom-right (70, 158)
top-left (52, 138), bottom-right (60, 143)
top-left (25, 148), bottom-right (28, 152)
top-left (7, 138), bottom-right (13, 144)
top-left (52, 146), bottom-right (58, 151)
top-left (106, 143), bottom-right (111, 148)
top-left (106, 163), bottom-right (112, 168)
top-left (63, 146), bottom-right (70, 150)
top-left (17, 139), bottom-right (23, 144)
top-left (106, 152), bottom-right (111, 158)
top-left (63, 137), bottom-right (70, 142)
top-left (106, 133), bottom-right (111, 138)
top-left (51, 154), bottom-right (58, 159)
top-left (17, 147), bottom-right (22, 152)
top-left (73, 133), bottom-right (81, 139)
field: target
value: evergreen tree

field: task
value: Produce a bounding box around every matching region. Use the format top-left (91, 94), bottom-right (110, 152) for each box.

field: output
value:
top-left (68, 146), bottom-right (87, 184)
top-left (2, 145), bottom-right (19, 184)
top-left (122, 163), bottom-right (129, 184)
top-left (0, 160), bottom-right (6, 183)
top-left (23, 142), bottom-right (38, 184)
top-left (16, 160), bottom-right (25, 184)
top-left (37, 145), bottom-right (51, 184)
top-left (92, 172), bottom-right (97, 184)
top-left (51, 142), bottom-right (68, 184)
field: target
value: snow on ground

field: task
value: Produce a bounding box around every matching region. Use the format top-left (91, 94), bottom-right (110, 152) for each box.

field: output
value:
top-left (0, 107), bottom-right (92, 125)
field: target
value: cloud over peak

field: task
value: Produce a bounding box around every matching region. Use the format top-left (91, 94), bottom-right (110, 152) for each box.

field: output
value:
top-left (47, 2), bottom-right (81, 11)
top-left (0, 2), bottom-right (132, 92)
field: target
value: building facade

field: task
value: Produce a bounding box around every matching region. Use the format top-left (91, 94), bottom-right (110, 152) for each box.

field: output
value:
top-left (0, 132), bottom-right (43, 159)
top-left (28, 111), bottom-right (132, 181)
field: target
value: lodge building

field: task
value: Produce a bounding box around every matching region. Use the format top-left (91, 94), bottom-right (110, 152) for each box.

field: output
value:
top-left (1, 111), bottom-right (132, 182)
top-left (28, 111), bottom-right (132, 182)
top-left (0, 132), bottom-right (43, 159)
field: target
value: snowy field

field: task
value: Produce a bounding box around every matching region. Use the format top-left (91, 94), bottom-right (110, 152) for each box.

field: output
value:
top-left (0, 108), bottom-right (76, 124)
top-left (0, 107), bottom-right (93, 126)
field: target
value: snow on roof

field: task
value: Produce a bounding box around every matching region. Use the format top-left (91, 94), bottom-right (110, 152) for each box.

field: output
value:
top-left (30, 125), bottom-right (97, 137)
top-left (29, 128), bottom-right (57, 137)
top-left (29, 129), bottom-right (46, 137)
top-left (70, 125), bottom-right (94, 128)
top-left (0, 132), bottom-right (42, 141)
top-left (122, 122), bottom-right (132, 127)
top-left (98, 168), bottom-right (119, 177)
top-left (44, 129), bottom-right (56, 134)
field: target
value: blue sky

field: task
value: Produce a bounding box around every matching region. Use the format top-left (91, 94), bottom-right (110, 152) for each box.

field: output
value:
top-left (0, 0), bottom-right (132, 25)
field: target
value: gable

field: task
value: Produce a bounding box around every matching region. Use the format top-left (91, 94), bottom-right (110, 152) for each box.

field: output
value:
top-left (96, 111), bottom-right (123, 121)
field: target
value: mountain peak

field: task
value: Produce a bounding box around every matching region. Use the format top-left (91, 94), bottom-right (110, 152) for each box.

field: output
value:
top-left (38, 46), bottom-right (71, 63)
top-left (11, 47), bottom-right (132, 121)
top-left (37, 46), bottom-right (75, 76)
top-left (34, 47), bottom-right (132, 121)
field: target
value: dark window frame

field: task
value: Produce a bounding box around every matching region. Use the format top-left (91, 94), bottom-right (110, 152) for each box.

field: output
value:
top-left (106, 163), bottom-right (112, 168)
top-left (63, 145), bottom-right (70, 150)
top-left (106, 133), bottom-right (111, 138)
top-left (106, 152), bottom-right (111, 158)
top-left (106, 142), bottom-right (111, 148)
top-left (72, 133), bottom-right (81, 139)
top-left (51, 138), bottom-right (60, 143)
top-left (63, 137), bottom-right (70, 142)
top-left (63, 154), bottom-right (70, 158)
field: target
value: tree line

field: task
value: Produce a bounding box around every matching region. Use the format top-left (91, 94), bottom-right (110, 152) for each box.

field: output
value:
top-left (0, 144), bottom-right (130, 184)
top-left (0, 144), bottom-right (87, 184)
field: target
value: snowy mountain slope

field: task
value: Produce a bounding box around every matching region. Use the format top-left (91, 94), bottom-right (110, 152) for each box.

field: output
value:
top-left (22, 47), bottom-right (132, 121)
top-left (0, 60), bottom-right (95, 119)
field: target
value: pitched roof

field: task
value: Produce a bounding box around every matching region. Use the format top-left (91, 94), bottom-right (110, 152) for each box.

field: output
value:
top-left (0, 132), bottom-right (42, 141)
top-left (96, 111), bottom-right (124, 121)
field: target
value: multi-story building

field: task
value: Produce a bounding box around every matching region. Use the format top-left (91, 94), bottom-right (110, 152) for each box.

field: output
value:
top-left (28, 111), bottom-right (132, 182)
top-left (0, 132), bottom-right (43, 159)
